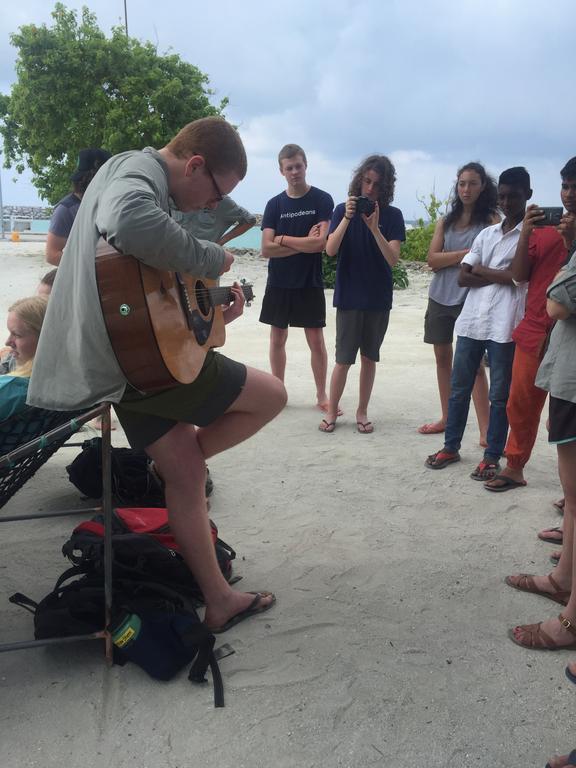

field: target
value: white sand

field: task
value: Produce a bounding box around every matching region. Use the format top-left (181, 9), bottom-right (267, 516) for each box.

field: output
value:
top-left (0, 240), bottom-right (570, 768)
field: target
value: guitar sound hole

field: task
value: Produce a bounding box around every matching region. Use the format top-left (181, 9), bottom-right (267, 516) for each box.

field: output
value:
top-left (195, 281), bottom-right (210, 315)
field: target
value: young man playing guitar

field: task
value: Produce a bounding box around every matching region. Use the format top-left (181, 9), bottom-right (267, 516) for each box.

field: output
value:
top-left (28, 117), bottom-right (286, 633)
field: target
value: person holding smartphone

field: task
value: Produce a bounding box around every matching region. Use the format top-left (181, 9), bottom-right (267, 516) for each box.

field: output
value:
top-left (484, 157), bottom-right (576, 492)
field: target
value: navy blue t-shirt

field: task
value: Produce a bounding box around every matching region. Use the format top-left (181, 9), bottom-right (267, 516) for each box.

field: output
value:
top-left (329, 203), bottom-right (406, 311)
top-left (261, 186), bottom-right (334, 289)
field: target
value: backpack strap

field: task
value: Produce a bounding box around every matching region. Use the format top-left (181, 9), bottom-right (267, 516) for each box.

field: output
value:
top-left (188, 647), bottom-right (225, 708)
top-left (9, 592), bottom-right (38, 614)
top-left (54, 565), bottom-right (90, 590)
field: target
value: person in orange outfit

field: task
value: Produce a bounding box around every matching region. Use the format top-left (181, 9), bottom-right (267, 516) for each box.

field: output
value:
top-left (485, 158), bottom-right (576, 492)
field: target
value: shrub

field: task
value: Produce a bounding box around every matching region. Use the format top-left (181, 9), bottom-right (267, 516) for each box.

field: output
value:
top-left (322, 253), bottom-right (409, 290)
top-left (400, 191), bottom-right (447, 263)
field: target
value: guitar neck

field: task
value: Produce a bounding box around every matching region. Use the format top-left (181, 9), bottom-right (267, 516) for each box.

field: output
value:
top-left (205, 285), bottom-right (252, 306)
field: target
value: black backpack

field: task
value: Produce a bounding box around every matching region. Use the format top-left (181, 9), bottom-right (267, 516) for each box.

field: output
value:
top-left (62, 507), bottom-right (238, 606)
top-left (65, 438), bottom-right (214, 506)
top-left (10, 572), bottom-right (227, 706)
top-left (66, 438), bottom-right (164, 506)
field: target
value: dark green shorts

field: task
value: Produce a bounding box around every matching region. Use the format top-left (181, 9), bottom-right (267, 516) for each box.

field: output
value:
top-left (114, 350), bottom-right (247, 450)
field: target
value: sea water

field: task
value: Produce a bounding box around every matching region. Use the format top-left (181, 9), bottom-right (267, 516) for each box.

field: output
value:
top-left (29, 218), bottom-right (263, 248)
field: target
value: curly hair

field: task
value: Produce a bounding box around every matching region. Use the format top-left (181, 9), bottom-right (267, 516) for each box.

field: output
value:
top-left (444, 162), bottom-right (498, 231)
top-left (349, 155), bottom-right (396, 207)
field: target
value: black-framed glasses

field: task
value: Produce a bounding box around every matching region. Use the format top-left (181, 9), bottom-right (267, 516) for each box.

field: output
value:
top-left (204, 163), bottom-right (224, 203)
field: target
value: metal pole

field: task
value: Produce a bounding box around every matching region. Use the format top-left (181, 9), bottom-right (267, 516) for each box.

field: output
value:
top-left (124, 0), bottom-right (128, 36)
top-left (0, 159), bottom-right (5, 240)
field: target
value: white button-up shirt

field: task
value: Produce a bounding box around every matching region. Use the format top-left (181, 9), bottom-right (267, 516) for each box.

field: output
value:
top-left (454, 221), bottom-right (526, 343)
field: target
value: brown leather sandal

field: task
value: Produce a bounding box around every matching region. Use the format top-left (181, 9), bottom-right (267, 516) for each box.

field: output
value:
top-left (509, 613), bottom-right (576, 650)
top-left (504, 573), bottom-right (570, 606)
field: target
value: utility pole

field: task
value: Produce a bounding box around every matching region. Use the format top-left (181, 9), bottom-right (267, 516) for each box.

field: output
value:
top-left (0, 162), bottom-right (5, 240)
top-left (124, 0), bottom-right (128, 36)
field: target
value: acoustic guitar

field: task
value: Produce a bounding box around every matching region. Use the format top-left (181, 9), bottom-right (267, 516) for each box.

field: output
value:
top-left (95, 238), bottom-right (254, 393)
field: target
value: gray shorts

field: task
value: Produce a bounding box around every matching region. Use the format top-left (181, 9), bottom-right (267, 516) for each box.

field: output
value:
top-left (335, 309), bottom-right (390, 364)
top-left (423, 298), bottom-right (464, 345)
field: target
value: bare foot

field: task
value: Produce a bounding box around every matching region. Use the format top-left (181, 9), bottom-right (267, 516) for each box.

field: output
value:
top-left (479, 435), bottom-right (488, 448)
top-left (547, 751), bottom-right (576, 768)
top-left (317, 401), bottom-right (343, 416)
top-left (204, 589), bottom-right (275, 632)
top-left (319, 417), bottom-right (336, 433)
top-left (417, 420), bottom-right (445, 435)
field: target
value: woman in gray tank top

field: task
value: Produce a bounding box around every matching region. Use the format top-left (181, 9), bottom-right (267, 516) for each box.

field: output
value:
top-left (419, 162), bottom-right (499, 441)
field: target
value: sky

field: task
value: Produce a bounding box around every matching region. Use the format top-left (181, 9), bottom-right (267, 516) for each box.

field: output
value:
top-left (0, 0), bottom-right (575, 219)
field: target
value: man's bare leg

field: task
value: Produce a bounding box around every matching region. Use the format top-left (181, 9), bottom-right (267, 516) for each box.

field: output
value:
top-left (146, 367), bottom-right (286, 630)
top-left (269, 326), bottom-right (288, 382)
top-left (356, 355), bottom-right (376, 432)
top-left (197, 367), bottom-right (287, 459)
top-left (304, 326), bottom-right (329, 410)
top-left (319, 362), bottom-right (350, 431)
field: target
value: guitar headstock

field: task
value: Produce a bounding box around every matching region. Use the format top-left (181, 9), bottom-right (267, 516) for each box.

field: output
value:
top-left (240, 278), bottom-right (255, 307)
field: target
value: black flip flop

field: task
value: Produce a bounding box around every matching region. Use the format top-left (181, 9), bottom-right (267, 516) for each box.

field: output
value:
top-left (484, 474), bottom-right (527, 492)
top-left (566, 666), bottom-right (576, 686)
top-left (207, 591), bottom-right (276, 634)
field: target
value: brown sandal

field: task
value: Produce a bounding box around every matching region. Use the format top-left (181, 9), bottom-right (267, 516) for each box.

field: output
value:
top-left (509, 613), bottom-right (576, 650)
top-left (504, 573), bottom-right (570, 606)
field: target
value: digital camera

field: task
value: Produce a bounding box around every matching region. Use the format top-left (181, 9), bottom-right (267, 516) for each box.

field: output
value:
top-left (355, 196), bottom-right (376, 216)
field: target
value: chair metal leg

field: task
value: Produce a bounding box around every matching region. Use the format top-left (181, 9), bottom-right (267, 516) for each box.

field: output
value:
top-left (100, 404), bottom-right (114, 663)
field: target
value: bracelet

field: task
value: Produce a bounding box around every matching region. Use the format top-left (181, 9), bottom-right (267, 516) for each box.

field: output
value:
top-left (344, 215), bottom-right (352, 221)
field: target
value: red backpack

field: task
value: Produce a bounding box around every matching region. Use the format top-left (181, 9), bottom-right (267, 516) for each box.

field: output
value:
top-left (62, 507), bottom-right (237, 606)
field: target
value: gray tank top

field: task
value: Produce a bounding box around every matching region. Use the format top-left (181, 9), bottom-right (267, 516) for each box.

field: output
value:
top-left (428, 222), bottom-right (487, 306)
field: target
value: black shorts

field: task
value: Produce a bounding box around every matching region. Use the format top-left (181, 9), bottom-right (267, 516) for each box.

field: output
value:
top-left (114, 351), bottom-right (247, 450)
top-left (548, 395), bottom-right (576, 444)
top-left (336, 309), bottom-right (390, 364)
top-left (259, 286), bottom-right (326, 329)
top-left (424, 298), bottom-right (464, 345)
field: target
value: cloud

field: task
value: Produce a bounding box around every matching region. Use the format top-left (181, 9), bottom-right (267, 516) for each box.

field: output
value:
top-left (0, 0), bottom-right (574, 216)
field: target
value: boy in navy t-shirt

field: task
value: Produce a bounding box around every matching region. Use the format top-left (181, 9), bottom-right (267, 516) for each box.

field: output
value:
top-left (260, 144), bottom-right (334, 410)
top-left (319, 155), bottom-right (405, 434)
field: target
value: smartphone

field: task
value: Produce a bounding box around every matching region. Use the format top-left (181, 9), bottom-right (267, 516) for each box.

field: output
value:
top-left (533, 206), bottom-right (563, 227)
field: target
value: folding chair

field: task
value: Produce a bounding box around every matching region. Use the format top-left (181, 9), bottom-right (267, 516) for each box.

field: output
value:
top-left (0, 403), bottom-right (114, 660)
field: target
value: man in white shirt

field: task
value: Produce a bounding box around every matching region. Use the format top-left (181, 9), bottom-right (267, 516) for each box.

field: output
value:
top-left (425, 167), bottom-right (532, 479)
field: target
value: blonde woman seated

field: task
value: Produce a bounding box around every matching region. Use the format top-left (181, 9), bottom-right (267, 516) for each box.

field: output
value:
top-left (0, 296), bottom-right (48, 421)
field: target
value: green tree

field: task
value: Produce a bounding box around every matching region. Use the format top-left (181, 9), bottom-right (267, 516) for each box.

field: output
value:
top-left (0, 3), bottom-right (226, 203)
top-left (400, 190), bottom-right (447, 262)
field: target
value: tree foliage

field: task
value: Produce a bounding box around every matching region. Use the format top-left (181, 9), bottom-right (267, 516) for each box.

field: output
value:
top-left (0, 4), bottom-right (226, 203)
top-left (400, 191), bottom-right (447, 262)
top-left (322, 252), bottom-right (409, 290)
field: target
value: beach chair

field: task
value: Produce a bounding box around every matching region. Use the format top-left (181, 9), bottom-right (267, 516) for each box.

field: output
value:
top-left (0, 403), bottom-right (114, 659)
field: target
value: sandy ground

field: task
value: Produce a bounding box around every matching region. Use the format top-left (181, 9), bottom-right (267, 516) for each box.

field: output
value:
top-left (0, 241), bottom-right (571, 768)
